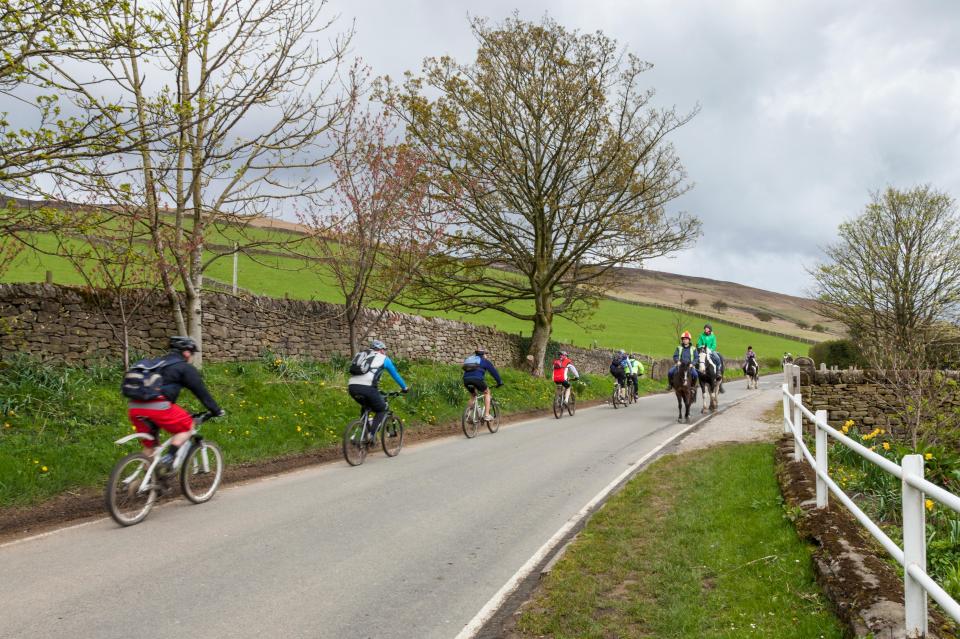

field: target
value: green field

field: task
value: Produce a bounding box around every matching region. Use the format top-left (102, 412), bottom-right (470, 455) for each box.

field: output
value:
top-left (2, 233), bottom-right (810, 359)
top-left (515, 443), bottom-right (846, 638)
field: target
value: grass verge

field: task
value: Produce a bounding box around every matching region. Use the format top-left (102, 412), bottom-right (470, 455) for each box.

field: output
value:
top-left (514, 443), bottom-right (845, 639)
top-left (0, 354), bottom-right (659, 508)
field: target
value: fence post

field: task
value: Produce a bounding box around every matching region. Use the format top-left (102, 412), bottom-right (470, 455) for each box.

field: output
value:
top-left (792, 393), bottom-right (802, 461)
top-left (782, 384), bottom-right (791, 435)
top-left (815, 409), bottom-right (828, 508)
top-left (902, 454), bottom-right (928, 637)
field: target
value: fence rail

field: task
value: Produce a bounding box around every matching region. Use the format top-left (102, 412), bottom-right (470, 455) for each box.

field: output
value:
top-left (782, 363), bottom-right (960, 636)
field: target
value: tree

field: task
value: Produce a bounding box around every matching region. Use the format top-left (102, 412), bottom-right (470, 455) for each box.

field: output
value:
top-left (301, 108), bottom-right (451, 353)
top-left (711, 300), bottom-right (728, 312)
top-left (380, 15), bottom-right (699, 374)
top-left (684, 298), bottom-right (698, 308)
top-left (811, 185), bottom-right (960, 445)
top-left (44, 0), bottom-right (355, 366)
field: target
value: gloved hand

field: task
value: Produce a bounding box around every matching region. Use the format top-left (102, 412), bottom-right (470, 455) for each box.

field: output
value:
top-left (402, 387), bottom-right (409, 394)
top-left (216, 408), bottom-right (227, 418)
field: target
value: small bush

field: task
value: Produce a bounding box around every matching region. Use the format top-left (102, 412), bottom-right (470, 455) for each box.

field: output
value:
top-left (795, 320), bottom-right (810, 330)
top-left (754, 311), bottom-right (774, 322)
top-left (808, 339), bottom-right (865, 368)
top-left (711, 300), bottom-right (728, 312)
top-left (811, 324), bottom-right (827, 333)
top-left (684, 298), bottom-right (698, 307)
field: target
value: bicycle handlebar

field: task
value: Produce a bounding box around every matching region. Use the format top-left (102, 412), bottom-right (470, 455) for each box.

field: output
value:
top-left (190, 411), bottom-right (220, 424)
top-left (380, 391), bottom-right (405, 398)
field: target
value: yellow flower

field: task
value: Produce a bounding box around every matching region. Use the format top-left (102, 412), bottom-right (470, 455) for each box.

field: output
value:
top-left (40, 466), bottom-right (48, 473)
top-left (842, 424), bottom-right (849, 434)
top-left (926, 499), bottom-right (935, 511)
top-left (3, 422), bottom-right (9, 429)
top-left (305, 432), bottom-right (311, 436)
top-left (925, 453), bottom-right (934, 461)
top-left (843, 419), bottom-right (854, 428)
top-left (33, 459), bottom-right (38, 464)
top-left (296, 426), bottom-right (302, 432)
top-left (882, 442), bottom-right (890, 451)
top-left (244, 430), bottom-right (250, 435)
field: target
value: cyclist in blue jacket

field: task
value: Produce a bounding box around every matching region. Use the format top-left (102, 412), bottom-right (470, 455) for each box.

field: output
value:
top-left (348, 339), bottom-right (409, 442)
top-left (462, 347), bottom-right (503, 421)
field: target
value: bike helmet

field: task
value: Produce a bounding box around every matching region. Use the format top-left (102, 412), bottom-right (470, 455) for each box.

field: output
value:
top-left (558, 350), bottom-right (568, 357)
top-left (370, 339), bottom-right (387, 351)
top-left (617, 349), bottom-right (626, 356)
top-left (169, 335), bottom-right (199, 352)
top-left (475, 347), bottom-right (487, 354)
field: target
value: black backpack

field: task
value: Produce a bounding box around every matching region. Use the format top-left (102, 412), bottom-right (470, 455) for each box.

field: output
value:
top-left (121, 357), bottom-right (171, 401)
top-left (349, 350), bottom-right (377, 376)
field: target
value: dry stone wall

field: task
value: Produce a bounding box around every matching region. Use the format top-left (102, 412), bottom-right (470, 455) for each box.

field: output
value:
top-left (0, 283), bottom-right (674, 378)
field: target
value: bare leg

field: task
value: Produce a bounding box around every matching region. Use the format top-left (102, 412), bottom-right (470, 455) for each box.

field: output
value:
top-left (483, 388), bottom-right (492, 419)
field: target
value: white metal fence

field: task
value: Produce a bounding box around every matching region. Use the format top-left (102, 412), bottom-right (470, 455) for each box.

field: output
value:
top-left (782, 364), bottom-right (960, 637)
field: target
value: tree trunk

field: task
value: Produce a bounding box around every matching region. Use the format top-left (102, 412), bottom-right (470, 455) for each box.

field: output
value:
top-left (527, 293), bottom-right (553, 376)
top-left (348, 317), bottom-right (358, 355)
top-left (187, 275), bottom-right (203, 368)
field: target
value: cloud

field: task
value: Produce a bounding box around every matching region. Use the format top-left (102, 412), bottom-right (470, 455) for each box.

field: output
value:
top-left (331, 0), bottom-right (960, 295)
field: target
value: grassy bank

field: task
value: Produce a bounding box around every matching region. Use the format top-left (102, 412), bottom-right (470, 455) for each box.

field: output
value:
top-left (515, 443), bottom-right (845, 639)
top-left (0, 355), bottom-right (659, 508)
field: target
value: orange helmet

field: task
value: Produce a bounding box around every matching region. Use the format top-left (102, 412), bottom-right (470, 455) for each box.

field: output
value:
top-left (681, 331), bottom-right (692, 340)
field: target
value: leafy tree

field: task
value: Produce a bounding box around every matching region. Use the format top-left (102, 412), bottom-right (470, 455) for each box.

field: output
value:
top-left (301, 108), bottom-right (452, 354)
top-left (380, 15), bottom-right (699, 374)
top-left (711, 300), bottom-right (728, 312)
top-left (754, 311), bottom-right (773, 322)
top-left (684, 298), bottom-right (699, 308)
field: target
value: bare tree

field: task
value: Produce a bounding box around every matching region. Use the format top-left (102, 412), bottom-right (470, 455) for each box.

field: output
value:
top-left (301, 107), bottom-right (451, 353)
top-left (42, 0), bottom-right (355, 365)
top-left (380, 15), bottom-right (699, 374)
top-left (810, 185), bottom-right (960, 445)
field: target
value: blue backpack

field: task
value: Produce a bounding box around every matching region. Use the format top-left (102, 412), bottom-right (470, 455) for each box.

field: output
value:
top-left (462, 354), bottom-right (482, 372)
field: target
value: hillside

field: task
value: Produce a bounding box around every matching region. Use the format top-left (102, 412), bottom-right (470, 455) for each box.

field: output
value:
top-left (609, 267), bottom-right (840, 341)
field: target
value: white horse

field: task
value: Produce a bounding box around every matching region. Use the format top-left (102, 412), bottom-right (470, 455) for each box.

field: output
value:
top-left (697, 347), bottom-right (722, 413)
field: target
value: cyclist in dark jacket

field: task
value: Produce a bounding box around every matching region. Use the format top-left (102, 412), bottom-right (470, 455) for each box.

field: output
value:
top-left (127, 336), bottom-right (224, 468)
top-left (462, 347), bottom-right (503, 421)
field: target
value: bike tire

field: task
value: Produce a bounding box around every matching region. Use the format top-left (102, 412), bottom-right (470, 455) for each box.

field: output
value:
top-left (487, 400), bottom-right (501, 433)
top-left (553, 393), bottom-right (563, 419)
top-left (381, 415), bottom-right (404, 457)
top-left (567, 392), bottom-right (576, 416)
top-left (105, 452), bottom-right (157, 526)
top-left (612, 386), bottom-right (621, 409)
top-left (343, 418), bottom-right (368, 466)
top-left (462, 404), bottom-right (479, 438)
top-left (180, 441), bottom-right (224, 504)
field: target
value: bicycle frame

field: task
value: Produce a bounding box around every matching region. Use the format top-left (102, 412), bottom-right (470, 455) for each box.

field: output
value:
top-left (113, 415), bottom-right (212, 495)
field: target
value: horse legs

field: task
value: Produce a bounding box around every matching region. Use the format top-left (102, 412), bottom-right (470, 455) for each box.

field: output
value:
top-left (701, 380), bottom-right (709, 413)
top-left (676, 392), bottom-right (683, 422)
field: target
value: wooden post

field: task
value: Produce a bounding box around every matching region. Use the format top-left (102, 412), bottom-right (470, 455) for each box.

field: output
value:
top-left (45, 270), bottom-right (53, 284)
top-left (232, 242), bottom-right (239, 294)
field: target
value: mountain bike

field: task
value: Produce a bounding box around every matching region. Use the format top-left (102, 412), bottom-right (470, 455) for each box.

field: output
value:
top-left (611, 379), bottom-right (628, 409)
top-left (552, 382), bottom-right (577, 419)
top-left (106, 411), bottom-right (222, 527)
top-left (462, 386), bottom-right (501, 438)
top-left (627, 375), bottom-right (640, 403)
top-left (343, 391), bottom-right (405, 466)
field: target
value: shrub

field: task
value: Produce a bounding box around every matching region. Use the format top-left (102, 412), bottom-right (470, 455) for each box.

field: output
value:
top-left (808, 339), bottom-right (865, 368)
top-left (811, 323), bottom-right (827, 333)
top-left (754, 311), bottom-right (773, 322)
top-left (684, 298), bottom-right (698, 307)
top-left (711, 300), bottom-right (728, 312)
top-left (795, 320), bottom-right (810, 330)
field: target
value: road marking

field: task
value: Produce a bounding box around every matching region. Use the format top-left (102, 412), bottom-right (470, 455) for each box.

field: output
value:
top-left (0, 517), bottom-right (107, 550)
top-left (453, 394), bottom-right (749, 639)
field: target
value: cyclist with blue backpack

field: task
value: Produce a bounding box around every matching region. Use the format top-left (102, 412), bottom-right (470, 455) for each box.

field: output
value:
top-left (122, 336), bottom-right (225, 471)
top-left (462, 347), bottom-right (503, 422)
top-left (348, 339), bottom-right (409, 443)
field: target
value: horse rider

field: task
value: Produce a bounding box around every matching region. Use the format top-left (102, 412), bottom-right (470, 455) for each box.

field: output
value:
top-left (667, 331), bottom-right (699, 391)
top-left (743, 345), bottom-right (758, 373)
top-left (696, 323), bottom-right (725, 392)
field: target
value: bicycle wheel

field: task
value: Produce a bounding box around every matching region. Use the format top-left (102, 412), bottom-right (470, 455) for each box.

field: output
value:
top-left (462, 403), bottom-right (479, 438)
top-left (381, 415), bottom-right (404, 457)
top-left (567, 392), bottom-right (576, 416)
top-left (343, 418), bottom-right (368, 466)
top-left (553, 392), bottom-right (563, 419)
top-left (612, 385), bottom-right (621, 409)
top-left (180, 441), bottom-right (224, 504)
top-left (105, 452), bottom-right (157, 526)
top-left (487, 400), bottom-right (501, 433)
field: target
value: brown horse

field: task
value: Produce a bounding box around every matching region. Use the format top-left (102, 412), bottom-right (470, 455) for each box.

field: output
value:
top-left (671, 360), bottom-right (696, 423)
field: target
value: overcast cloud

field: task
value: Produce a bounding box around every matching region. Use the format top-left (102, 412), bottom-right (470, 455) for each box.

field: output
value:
top-left (327, 0), bottom-right (960, 296)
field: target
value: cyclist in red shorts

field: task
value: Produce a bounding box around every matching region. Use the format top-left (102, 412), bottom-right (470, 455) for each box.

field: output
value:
top-left (126, 336), bottom-right (224, 470)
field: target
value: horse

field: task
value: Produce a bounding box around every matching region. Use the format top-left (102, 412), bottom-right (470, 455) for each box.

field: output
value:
top-left (670, 360), bottom-right (696, 423)
top-left (744, 356), bottom-right (760, 390)
top-left (697, 347), bottom-right (722, 412)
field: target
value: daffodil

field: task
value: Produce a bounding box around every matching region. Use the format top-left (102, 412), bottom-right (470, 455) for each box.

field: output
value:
top-left (882, 442), bottom-right (890, 451)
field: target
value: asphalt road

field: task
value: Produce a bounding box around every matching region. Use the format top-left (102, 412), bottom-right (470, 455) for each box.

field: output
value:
top-left (0, 377), bottom-right (775, 639)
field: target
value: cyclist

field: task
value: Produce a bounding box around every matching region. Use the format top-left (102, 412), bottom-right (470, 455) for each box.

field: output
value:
top-left (552, 350), bottom-right (580, 406)
top-left (667, 331), bottom-right (699, 389)
top-left (348, 339), bottom-right (409, 443)
top-left (626, 353), bottom-right (645, 399)
top-left (609, 350), bottom-right (629, 399)
top-left (462, 347), bottom-right (503, 421)
top-left (126, 336), bottom-right (225, 471)
top-left (697, 323), bottom-right (725, 392)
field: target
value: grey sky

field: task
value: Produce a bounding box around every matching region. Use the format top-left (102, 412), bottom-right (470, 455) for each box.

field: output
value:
top-left (328, 0), bottom-right (960, 296)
